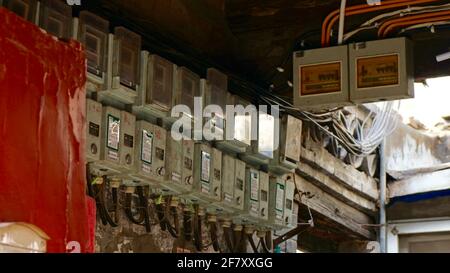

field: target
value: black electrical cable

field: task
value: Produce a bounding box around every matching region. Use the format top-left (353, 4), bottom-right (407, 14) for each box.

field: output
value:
top-left (137, 186), bottom-right (151, 233)
top-left (265, 231), bottom-right (273, 251)
top-left (260, 237), bottom-right (271, 253)
top-left (209, 222), bottom-right (220, 252)
top-left (155, 202), bottom-right (167, 231)
top-left (183, 209), bottom-right (193, 242)
top-left (233, 229), bottom-right (243, 253)
top-left (193, 205), bottom-right (203, 252)
top-left (124, 191), bottom-right (145, 225)
top-left (94, 178), bottom-right (119, 228)
top-left (223, 227), bottom-right (234, 253)
top-left (165, 203), bottom-right (179, 238)
top-left (248, 234), bottom-right (259, 253)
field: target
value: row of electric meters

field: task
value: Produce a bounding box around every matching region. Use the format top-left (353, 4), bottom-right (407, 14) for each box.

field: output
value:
top-left (2, 1), bottom-right (304, 175)
top-left (87, 99), bottom-right (296, 231)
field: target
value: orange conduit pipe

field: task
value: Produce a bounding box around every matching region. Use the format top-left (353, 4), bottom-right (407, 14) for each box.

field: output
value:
top-left (382, 14), bottom-right (450, 37)
top-left (378, 9), bottom-right (450, 37)
top-left (321, 0), bottom-right (411, 45)
top-left (322, 0), bottom-right (438, 46)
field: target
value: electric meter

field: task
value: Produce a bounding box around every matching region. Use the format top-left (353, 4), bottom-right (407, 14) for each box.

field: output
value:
top-left (198, 79), bottom-right (223, 141)
top-left (39, 0), bottom-right (72, 39)
top-left (86, 99), bottom-right (102, 163)
top-left (129, 120), bottom-right (166, 187)
top-left (90, 106), bottom-right (122, 175)
top-left (293, 45), bottom-right (351, 110)
top-left (216, 95), bottom-right (253, 154)
top-left (349, 37), bottom-right (414, 103)
top-left (118, 111), bottom-right (136, 173)
top-left (241, 112), bottom-right (275, 167)
top-left (162, 136), bottom-right (194, 195)
top-left (3, 0), bottom-right (38, 23)
top-left (133, 52), bottom-right (176, 122)
top-left (203, 68), bottom-right (228, 141)
top-left (269, 115), bottom-right (302, 174)
top-left (234, 167), bottom-right (260, 225)
top-left (100, 27), bottom-right (141, 105)
top-left (258, 171), bottom-right (269, 223)
top-left (186, 144), bottom-right (223, 205)
top-left (284, 175), bottom-right (296, 229)
top-left (234, 158), bottom-right (246, 212)
top-left (213, 154), bottom-right (237, 216)
top-left (268, 176), bottom-right (286, 229)
top-left (75, 11), bottom-right (109, 95)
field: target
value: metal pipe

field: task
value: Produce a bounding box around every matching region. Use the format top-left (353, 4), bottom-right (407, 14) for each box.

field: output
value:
top-left (379, 139), bottom-right (387, 253)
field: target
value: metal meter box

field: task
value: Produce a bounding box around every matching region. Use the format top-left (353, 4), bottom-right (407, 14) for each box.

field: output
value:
top-left (216, 95), bottom-right (253, 154)
top-left (86, 99), bottom-right (102, 163)
top-left (204, 68), bottom-right (228, 141)
top-left (133, 52), bottom-right (176, 122)
top-left (162, 136), bottom-right (194, 195)
top-left (268, 176), bottom-right (286, 229)
top-left (217, 154), bottom-right (237, 214)
top-left (129, 120), bottom-right (166, 187)
top-left (293, 45), bottom-right (351, 110)
top-left (74, 11), bottom-right (110, 95)
top-left (240, 168), bottom-right (261, 224)
top-left (118, 111), bottom-right (136, 173)
top-left (269, 115), bottom-right (302, 174)
top-left (234, 158), bottom-right (246, 212)
top-left (241, 112), bottom-right (275, 167)
top-left (3, 0), bottom-right (39, 23)
top-left (39, 0), bottom-right (72, 39)
top-left (100, 27), bottom-right (141, 105)
top-left (198, 79), bottom-right (224, 141)
top-left (259, 171), bottom-right (269, 222)
top-left (349, 37), bottom-right (414, 103)
top-left (284, 176), bottom-right (296, 228)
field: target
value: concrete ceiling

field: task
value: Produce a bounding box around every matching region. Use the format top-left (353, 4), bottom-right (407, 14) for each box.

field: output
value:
top-left (78, 0), bottom-right (450, 99)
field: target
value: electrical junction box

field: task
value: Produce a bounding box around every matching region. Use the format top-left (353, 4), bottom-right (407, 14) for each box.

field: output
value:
top-left (39, 0), bottom-right (72, 39)
top-left (99, 27), bottom-right (141, 105)
top-left (234, 158), bottom-right (246, 212)
top-left (2, 0), bottom-right (39, 24)
top-left (283, 175), bottom-right (296, 229)
top-left (234, 167), bottom-right (260, 225)
top-left (267, 176), bottom-right (286, 230)
top-left (128, 120), bottom-right (166, 188)
top-left (293, 45), bottom-right (351, 110)
top-left (216, 95), bottom-right (253, 154)
top-left (258, 171), bottom-right (269, 223)
top-left (86, 99), bottom-right (102, 163)
top-left (212, 154), bottom-right (238, 217)
top-left (161, 136), bottom-right (194, 195)
top-left (73, 11), bottom-right (110, 96)
top-left (269, 115), bottom-right (302, 175)
top-left (241, 112), bottom-right (275, 167)
top-left (133, 52), bottom-right (177, 122)
top-left (349, 37), bottom-right (414, 103)
top-left (196, 79), bottom-right (225, 141)
top-left (90, 106), bottom-right (122, 176)
top-left (117, 111), bottom-right (136, 174)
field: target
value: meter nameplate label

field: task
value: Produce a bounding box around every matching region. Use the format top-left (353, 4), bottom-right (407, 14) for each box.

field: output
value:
top-left (171, 172), bottom-right (181, 183)
top-left (201, 182), bottom-right (210, 194)
top-left (108, 150), bottom-right (118, 161)
top-left (357, 54), bottom-right (399, 89)
top-left (300, 62), bottom-right (341, 95)
top-left (224, 193), bottom-right (233, 204)
top-left (142, 163), bottom-right (151, 174)
top-left (250, 171), bottom-right (259, 201)
top-left (141, 130), bottom-right (153, 164)
top-left (201, 151), bottom-right (211, 183)
top-left (250, 201), bottom-right (258, 215)
top-left (276, 183), bottom-right (285, 212)
top-left (107, 115), bottom-right (120, 150)
top-left (89, 122), bottom-right (100, 137)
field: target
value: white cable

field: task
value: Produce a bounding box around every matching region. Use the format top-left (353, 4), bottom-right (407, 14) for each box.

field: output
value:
top-left (338, 0), bottom-right (347, 45)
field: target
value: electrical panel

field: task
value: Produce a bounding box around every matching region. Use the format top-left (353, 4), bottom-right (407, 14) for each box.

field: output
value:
top-left (216, 94), bottom-right (252, 154)
top-left (129, 120), bottom-right (166, 187)
top-left (268, 176), bottom-right (286, 229)
top-left (39, 0), bottom-right (72, 39)
top-left (269, 115), bottom-right (302, 174)
top-left (86, 99), bottom-right (102, 163)
top-left (118, 111), bottom-right (136, 173)
top-left (293, 45), bottom-right (351, 110)
top-left (100, 27), bottom-right (141, 105)
top-left (349, 37), bottom-right (414, 103)
top-left (241, 112), bottom-right (275, 167)
top-left (283, 175), bottom-right (296, 229)
top-left (76, 11), bottom-right (110, 94)
top-left (162, 136), bottom-right (194, 195)
top-left (3, 0), bottom-right (38, 23)
top-left (133, 52), bottom-right (176, 121)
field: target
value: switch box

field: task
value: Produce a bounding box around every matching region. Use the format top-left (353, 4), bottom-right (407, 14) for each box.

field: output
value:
top-left (133, 52), bottom-right (176, 122)
top-left (241, 112), bottom-right (275, 167)
top-left (3, 0), bottom-right (39, 24)
top-left (269, 115), bottom-right (302, 174)
top-left (74, 11), bottom-right (110, 95)
top-left (268, 176), bottom-right (286, 229)
top-left (129, 120), bottom-right (166, 187)
top-left (99, 27), bottom-right (141, 105)
top-left (86, 99), bottom-right (102, 163)
top-left (349, 37), bottom-right (414, 103)
top-left (293, 45), bottom-right (351, 110)
top-left (118, 111), bottom-right (136, 173)
top-left (39, 0), bottom-right (72, 39)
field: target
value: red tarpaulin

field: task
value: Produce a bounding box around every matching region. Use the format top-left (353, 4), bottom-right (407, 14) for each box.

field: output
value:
top-left (0, 8), bottom-right (92, 253)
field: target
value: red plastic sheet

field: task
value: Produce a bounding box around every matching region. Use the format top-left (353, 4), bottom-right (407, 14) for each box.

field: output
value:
top-left (0, 8), bottom-right (90, 252)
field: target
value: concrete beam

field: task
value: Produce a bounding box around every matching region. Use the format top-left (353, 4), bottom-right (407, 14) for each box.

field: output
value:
top-left (388, 169), bottom-right (450, 199)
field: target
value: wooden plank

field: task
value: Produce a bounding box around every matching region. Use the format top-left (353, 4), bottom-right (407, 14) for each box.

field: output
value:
top-left (301, 139), bottom-right (379, 201)
top-left (297, 163), bottom-right (377, 215)
top-left (295, 174), bottom-right (375, 239)
top-left (388, 169), bottom-right (450, 198)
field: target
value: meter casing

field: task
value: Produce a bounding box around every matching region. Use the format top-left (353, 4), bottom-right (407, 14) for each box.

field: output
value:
top-left (3, 0), bottom-right (39, 24)
top-left (283, 176), bottom-right (296, 229)
top-left (117, 111), bottom-right (136, 175)
top-left (269, 115), bottom-right (302, 175)
top-left (39, 0), bottom-right (72, 39)
top-left (86, 99), bottom-right (102, 163)
top-left (267, 176), bottom-right (286, 230)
